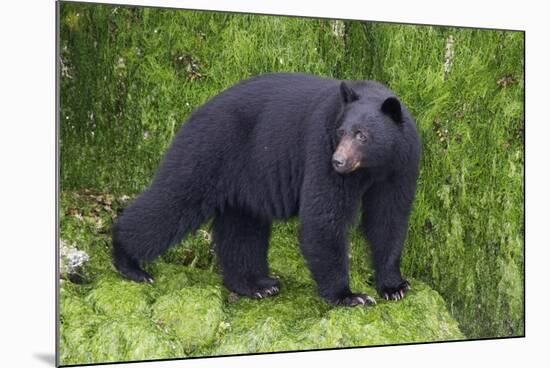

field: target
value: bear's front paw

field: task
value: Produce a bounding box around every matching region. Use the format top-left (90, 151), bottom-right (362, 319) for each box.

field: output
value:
top-left (252, 284), bottom-right (280, 299)
top-left (329, 293), bottom-right (376, 307)
top-left (379, 280), bottom-right (410, 301)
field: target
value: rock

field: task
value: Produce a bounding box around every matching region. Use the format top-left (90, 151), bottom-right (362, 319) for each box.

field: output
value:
top-left (59, 240), bottom-right (90, 281)
top-left (152, 287), bottom-right (223, 352)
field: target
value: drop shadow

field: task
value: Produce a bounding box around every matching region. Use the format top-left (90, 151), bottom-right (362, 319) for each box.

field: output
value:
top-left (34, 353), bottom-right (56, 366)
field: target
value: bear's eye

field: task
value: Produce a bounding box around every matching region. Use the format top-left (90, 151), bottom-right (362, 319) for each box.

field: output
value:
top-left (355, 131), bottom-right (367, 142)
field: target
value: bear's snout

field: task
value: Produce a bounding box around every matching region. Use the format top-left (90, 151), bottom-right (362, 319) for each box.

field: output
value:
top-left (332, 152), bottom-right (360, 174)
top-left (332, 153), bottom-right (346, 169)
top-left (332, 136), bottom-right (361, 174)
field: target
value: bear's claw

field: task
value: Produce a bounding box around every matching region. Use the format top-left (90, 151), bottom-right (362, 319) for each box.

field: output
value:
top-left (226, 275), bottom-right (281, 300)
top-left (252, 285), bottom-right (280, 299)
top-left (381, 280), bottom-right (410, 301)
top-left (117, 266), bottom-right (154, 284)
top-left (331, 293), bottom-right (376, 307)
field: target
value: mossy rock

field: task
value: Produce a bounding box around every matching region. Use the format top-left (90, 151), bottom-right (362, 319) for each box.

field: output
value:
top-left (152, 286), bottom-right (224, 352)
top-left (60, 216), bottom-right (464, 365)
top-left (60, 287), bottom-right (105, 364)
top-left (210, 280), bottom-right (463, 355)
top-left (61, 264), bottom-right (463, 365)
top-left (88, 317), bottom-right (185, 363)
top-left (86, 275), bottom-right (156, 317)
top-left (59, 192), bottom-right (464, 365)
top-left (301, 281), bottom-right (463, 348)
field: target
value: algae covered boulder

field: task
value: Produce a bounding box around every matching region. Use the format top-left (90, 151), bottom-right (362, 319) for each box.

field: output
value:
top-left (60, 286), bottom-right (105, 364)
top-left (59, 263), bottom-right (226, 365)
top-left (152, 286), bottom-right (224, 352)
top-left (89, 317), bottom-right (184, 363)
top-left (60, 254), bottom-right (463, 365)
top-left (302, 281), bottom-right (463, 347)
top-left (210, 280), bottom-right (463, 355)
top-left (86, 275), bottom-right (155, 317)
top-left (59, 193), bottom-right (464, 366)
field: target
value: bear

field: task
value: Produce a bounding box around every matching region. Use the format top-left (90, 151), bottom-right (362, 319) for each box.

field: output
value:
top-left (112, 72), bottom-right (421, 307)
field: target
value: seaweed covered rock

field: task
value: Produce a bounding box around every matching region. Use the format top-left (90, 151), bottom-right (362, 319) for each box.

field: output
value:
top-left (152, 287), bottom-right (223, 352)
top-left (86, 276), bottom-right (155, 316)
top-left (89, 317), bottom-right (184, 363)
top-left (59, 192), bottom-right (464, 365)
top-left (210, 280), bottom-right (462, 355)
top-left (60, 286), bottom-right (104, 364)
top-left (60, 261), bottom-right (462, 365)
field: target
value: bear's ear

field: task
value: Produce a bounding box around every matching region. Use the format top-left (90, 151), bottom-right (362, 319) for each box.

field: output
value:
top-left (381, 97), bottom-right (403, 123)
top-left (340, 82), bottom-right (359, 104)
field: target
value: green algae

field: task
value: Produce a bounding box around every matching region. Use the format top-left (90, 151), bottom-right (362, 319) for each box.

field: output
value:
top-left (60, 286), bottom-right (105, 364)
top-left (147, 261), bottom-right (221, 294)
top-left (209, 280), bottom-right (462, 356)
top-left (59, 203), bottom-right (464, 365)
top-left (58, 188), bottom-right (464, 365)
top-left (58, 3), bottom-right (524, 364)
top-left (88, 317), bottom-right (185, 363)
top-left (152, 287), bottom-right (224, 352)
top-left (86, 275), bottom-right (156, 317)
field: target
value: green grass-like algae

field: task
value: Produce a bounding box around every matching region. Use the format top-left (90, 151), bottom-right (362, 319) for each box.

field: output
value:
top-left (59, 193), bottom-right (463, 365)
top-left (58, 3), bottom-right (523, 364)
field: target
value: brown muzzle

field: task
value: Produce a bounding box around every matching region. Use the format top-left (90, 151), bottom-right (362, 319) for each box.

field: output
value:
top-left (332, 136), bottom-right (361, 174)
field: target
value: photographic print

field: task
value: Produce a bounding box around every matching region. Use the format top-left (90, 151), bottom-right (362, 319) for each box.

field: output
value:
top-left (57, 1), bottom-right (524, 365)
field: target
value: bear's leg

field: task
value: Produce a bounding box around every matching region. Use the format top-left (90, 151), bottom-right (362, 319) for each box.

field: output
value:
top-left (213, 207), bottom-right (279, 298)
top-left (299, 219), bottom-right (375, 307)
top-left (361, 178), bottom-right (416, 301)
top-left (112, 188), bottom-right (208, 283)
top-left (112, 243), bottom-right (154, 283)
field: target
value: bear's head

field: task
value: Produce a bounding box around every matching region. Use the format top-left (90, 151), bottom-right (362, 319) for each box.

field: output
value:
top-left (332, 81), bottom-right (405, 175)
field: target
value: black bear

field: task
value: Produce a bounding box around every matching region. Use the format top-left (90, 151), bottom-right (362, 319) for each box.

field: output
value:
top-left (113, 73), bottom-right (420, 307)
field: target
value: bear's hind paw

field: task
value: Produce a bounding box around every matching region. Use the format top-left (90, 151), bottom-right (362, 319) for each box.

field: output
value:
top-left (330, 293), bottom-right (376, 307)
top-left (116, 265), bottom-right (154, 284)
top-left (226, 276), bottom-right (281, 300)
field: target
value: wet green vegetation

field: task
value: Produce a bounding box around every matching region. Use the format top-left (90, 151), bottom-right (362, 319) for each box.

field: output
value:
top-left (59, 192), bottom-right (462, 364)
top-left (59, 2), bottom-right (523, 365)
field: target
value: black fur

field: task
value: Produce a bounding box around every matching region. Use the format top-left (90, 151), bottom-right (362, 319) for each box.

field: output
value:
top-left (381, 96), bottom-right (403, 123)
top-left (112, 73), bottom-right (421, 306)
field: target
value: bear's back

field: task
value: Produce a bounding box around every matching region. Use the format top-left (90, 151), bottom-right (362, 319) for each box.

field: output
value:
top-left (156, 74), bottom-right (363, 220)
top-left (210, 74), bottom-right (340, 218)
